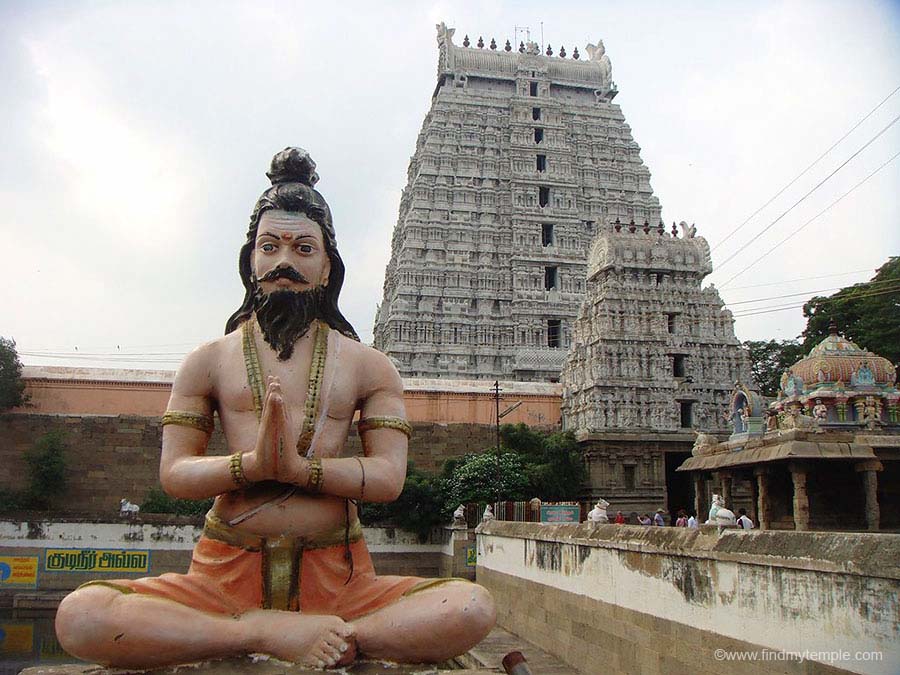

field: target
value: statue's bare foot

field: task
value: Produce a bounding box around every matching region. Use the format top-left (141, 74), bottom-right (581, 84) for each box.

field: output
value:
top-left (244, 610), bottom-right (356, 668)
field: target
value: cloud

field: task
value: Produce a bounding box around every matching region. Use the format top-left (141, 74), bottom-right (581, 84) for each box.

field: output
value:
top-left (26, 37), bottom-right (201, 250)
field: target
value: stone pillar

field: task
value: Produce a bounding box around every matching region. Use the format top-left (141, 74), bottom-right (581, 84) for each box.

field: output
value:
top-left (754, 467), bottom-right (770, 530)
top-left (855, 460), bottom-right (883, 531)
top-left (789, 463), bottom-right (810, 531)
top-left (719, 471), bottom-right (733, 510)
top-left (748, 471), bottom-right (759, 524)
top-left (693, 473), bottom-right (704, 520)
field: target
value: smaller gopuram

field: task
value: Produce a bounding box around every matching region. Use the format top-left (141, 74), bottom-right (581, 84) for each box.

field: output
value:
top-left (773, 321), bottom-right (898, 428)
top-left (561, 220), bottom-right (754, 516)
top-left (679, 326), bottom-right (900, 531)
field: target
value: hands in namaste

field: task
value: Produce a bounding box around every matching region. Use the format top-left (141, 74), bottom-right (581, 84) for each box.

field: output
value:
top-left (244, 376), bottom-right (310, 486)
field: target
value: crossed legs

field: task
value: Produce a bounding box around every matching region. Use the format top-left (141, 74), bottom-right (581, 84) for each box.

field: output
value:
top-left (55, 580), bottom-right (495, 668)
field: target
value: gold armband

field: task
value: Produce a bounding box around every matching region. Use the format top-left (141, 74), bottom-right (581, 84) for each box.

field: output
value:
top-left (162, 410), bottom-right (214, 434)
top-left (229, 452), bottom-right (248, 487)
top-left (357, 416), bottom-right (412, 439)
top-left (306, 457), bottom-right (323, 494)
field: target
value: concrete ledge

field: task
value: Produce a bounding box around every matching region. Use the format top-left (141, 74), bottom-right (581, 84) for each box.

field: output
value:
top-left (477, 521), bottom-right (900, 580)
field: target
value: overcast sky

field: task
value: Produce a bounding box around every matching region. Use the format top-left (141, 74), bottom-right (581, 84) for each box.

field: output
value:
top-left (2, 0), bottom-right (899, 371)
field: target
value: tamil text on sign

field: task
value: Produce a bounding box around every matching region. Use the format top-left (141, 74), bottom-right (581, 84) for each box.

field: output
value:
top-left (44, 549), bottom-right (150, 573)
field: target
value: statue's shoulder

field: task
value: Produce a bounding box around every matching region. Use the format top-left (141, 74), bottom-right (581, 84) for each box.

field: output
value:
top-left (338, 335), bottom-right (395, 371)
top-left (176, 332), bottom-right (238, 379)
top-left (331, 334), bottom-right (402, 396)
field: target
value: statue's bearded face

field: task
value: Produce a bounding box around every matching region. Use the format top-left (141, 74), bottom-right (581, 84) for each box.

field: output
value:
top-left (251, 210), bottom-right (332, 360)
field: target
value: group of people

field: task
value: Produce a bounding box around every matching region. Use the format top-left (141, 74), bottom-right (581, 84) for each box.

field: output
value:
top-left (629, 508), bottom-right (755, 529)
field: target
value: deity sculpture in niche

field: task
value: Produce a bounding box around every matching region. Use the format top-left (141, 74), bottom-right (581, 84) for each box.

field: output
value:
top-left (55, 149), bottom-right (496, 669)
top-left (812, 399), bottom-right (828, 423)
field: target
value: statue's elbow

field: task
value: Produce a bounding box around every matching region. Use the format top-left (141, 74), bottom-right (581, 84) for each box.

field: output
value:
top-left (373, 474), bottom-right (405, 503)
top-left (159, 464), bottom-right (190, 500)
top-left (384, 481), bottom-right (404, 502)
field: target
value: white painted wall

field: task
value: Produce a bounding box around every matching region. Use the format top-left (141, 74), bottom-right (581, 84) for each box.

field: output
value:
top-left (477, 526), bottom-right (899, 675)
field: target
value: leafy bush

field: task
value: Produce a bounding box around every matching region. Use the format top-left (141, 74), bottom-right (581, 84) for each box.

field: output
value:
top-left (0, 431), bottom-right (69, 513)
top-left (19, 431), bottom-right (68, 510)
top-left (141, 487), bottom-right (214, 517)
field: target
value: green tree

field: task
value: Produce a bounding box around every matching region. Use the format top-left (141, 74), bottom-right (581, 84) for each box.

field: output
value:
top-left (500, 424), bottom-right (586, 500)
top-left (743, 339), bottom-right (806, 397)
top-left (445, 451), bottom-right (531, 506)
top-left (0, 337), bottom-right (29, 411)
top-left (801, 257), bottom-right (900, 364)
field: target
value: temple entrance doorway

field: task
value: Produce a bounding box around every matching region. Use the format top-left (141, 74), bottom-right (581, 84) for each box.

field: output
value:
top-left (665, 451), bottom-right (694, 519)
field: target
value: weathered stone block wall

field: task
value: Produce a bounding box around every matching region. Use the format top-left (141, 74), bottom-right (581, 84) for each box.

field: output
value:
top-left (476, 521), bottom-right (899, 675)
top-left (0, 414), bottom-right (497, 516)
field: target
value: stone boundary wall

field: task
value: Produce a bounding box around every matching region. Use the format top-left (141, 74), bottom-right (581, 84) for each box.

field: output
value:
top-left (0, 414), bottom-right (498, 516)
top-left (0, 519), bottom-right (447, 595)
top-left (476, 521), bottom-right (899, 675)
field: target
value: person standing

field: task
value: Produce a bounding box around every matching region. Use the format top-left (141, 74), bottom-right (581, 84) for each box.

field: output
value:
top-left (737, 508), bottom-right (755, 530)
top-left (653, 509), bottom-right (666, 526)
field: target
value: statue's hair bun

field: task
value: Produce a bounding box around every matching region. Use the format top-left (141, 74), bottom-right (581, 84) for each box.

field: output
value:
top-left (266, 147), bottom-right (319, 187)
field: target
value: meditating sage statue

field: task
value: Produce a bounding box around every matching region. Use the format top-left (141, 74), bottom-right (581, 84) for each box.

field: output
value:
top-left (55, 148), bottom-right (496, 669)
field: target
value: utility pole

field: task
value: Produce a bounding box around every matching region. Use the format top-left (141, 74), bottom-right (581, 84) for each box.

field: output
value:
top-left (493, 380), bottom-right (502, 504)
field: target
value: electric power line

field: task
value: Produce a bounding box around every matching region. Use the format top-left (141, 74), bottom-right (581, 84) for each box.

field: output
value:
top-left (724, 268), bottom-right (874, 291)
top-left (719, 148), bottom-right (900, 287)
top-left (19, 352), bottom-right (183, 364)
top-left (731, 284), bottom-right (900, 318)
top-left (712, 84), bottom-right (900, 252)
top-left (19, 349), bottom-right (187, 359)
top-left (725, 278), bottom-right (900, 306)
top-left (713, 112), bottom-right (900, 273)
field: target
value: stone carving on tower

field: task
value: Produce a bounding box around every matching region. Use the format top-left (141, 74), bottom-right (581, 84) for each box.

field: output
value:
top-left (374, 24), bottom-right (659, 381)
top-left (561, 221), bottom-right (753, 437)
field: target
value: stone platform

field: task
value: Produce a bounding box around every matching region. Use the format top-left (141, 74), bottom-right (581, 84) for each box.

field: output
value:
top-left (19, 627), bottom-right (579, 675)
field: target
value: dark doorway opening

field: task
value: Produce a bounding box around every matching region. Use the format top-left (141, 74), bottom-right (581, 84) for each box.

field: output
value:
top-left (665, 452), bottom-right (694, 518)
top-left (679, 401), bottom-right (693, 428)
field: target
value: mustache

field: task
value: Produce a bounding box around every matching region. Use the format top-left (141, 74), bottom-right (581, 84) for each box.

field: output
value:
top-left (258, 266), bottom-right (309, 284)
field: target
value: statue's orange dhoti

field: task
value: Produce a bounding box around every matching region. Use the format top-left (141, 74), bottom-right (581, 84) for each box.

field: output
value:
top-left (54, 148), bottom-right (495, 669)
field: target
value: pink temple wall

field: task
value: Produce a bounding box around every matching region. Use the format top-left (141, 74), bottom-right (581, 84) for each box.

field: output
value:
top-left (15, 370), bottom-right (561, 427)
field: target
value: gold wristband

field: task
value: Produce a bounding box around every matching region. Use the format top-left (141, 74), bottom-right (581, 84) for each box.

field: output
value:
top-left (229, 452), bottom-right (248, 487)
top-left (357, 416), bottom-right (412, 439)
top-left (306, 457), bottom-right (323, 494)
top-left (162, 410), bottom-right (214, 434)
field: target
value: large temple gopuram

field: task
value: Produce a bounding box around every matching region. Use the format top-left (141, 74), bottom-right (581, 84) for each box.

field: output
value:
top-left (374, 24), bottom-right (660, 381)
